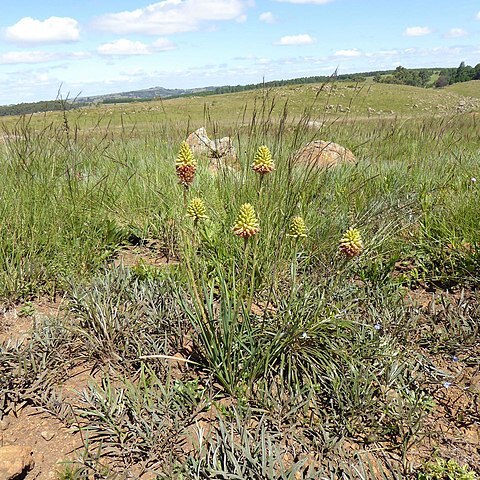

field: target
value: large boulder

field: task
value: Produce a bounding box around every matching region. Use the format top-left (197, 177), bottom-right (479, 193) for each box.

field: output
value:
top-left (210, 136), bottom-right (236, 160)
top-left (186, 128), bottom-right (237, 163)
top-left (294, 140), bottom-right (356, 168)
top-left (185, 127), bottom-right (213, 155)
top-left (0, 445), bottom-right (35, 480)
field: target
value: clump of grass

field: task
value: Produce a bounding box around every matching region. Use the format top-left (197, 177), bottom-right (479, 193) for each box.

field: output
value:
top-left (0, 315), bottom-right (78, 420)
top-left (68, 267), bottom-right (188, 369)
top-left (76, 366), bottom-right (206, 474)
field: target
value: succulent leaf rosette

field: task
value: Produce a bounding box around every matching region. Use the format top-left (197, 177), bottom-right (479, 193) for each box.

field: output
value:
top-left (176, 141), bottom-right (197, 187)
top-left (251, 145), bottom-right (274, 175)
top-left (232, 203), bottom-right (260, 239)
top-left (339, 227), bottom-right (363, 258)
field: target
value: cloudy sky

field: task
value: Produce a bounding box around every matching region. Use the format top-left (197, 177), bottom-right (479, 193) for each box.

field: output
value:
top-left (0, 0), bottom-right (479, 105)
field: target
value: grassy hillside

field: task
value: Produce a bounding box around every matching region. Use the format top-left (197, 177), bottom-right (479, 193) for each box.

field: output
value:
top-left (446, 79), bottom-right (480, 98)
top-left (81, 80), bottom-right (479, 122)
top-left (2, 81), bottom-right (479, 137)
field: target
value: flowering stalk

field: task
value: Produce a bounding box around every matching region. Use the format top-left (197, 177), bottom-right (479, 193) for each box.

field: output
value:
top-left (232, 203), bottom-right (260, 239)
top-left (339, 227), bottom-right (363, 258)
top-left (251, 146), bottom-right (274, 175)
top-left (251, 145), bottom-right (274, 200)
top-left (287, 216), bottom-right (307, 299)
top-left (176, 142), bottom-right (197, 205)
top-left (286, 216), bottom-right (307, 239)
top-left (187, 197), bottom-right (208, 228)
top-left (232, 203), bottom-right (260, 308)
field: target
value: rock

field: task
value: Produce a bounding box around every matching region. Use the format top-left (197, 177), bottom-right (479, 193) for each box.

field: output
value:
top-left (293, 140), bottom-right (356, 168)
top-left (211, 136), bottom-right (236, 159)
top-left (185, 127), bottom-right (237, 164)
top-left (0, 445), bottom-right (35, 480)
top-left (467, 374), bottom-right (480, 394)
top-left (40, 430), bottom-right (55, 441)
top-left (0, 417), bottom-right (11, 431)
top-left (307, 120), bottom-right (324, 128)
top-left (185, 127), bottom-right (213, 155)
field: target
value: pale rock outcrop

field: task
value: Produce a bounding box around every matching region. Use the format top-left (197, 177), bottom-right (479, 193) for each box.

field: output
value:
top-left (294, 140), bottom-right (356, 168)
top-left (186, 127), bottom-right (237, 163)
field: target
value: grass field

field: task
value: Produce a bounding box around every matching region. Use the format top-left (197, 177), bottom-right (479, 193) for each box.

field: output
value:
top-left (2, 79), bottom-right (479, 133)
top-left (446, 80), bottom-right (480, 99)
top-left (0, 81), bottom-right (479, 479)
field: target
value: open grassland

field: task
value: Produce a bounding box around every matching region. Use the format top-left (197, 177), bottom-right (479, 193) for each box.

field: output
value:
top-left (2, 79), bottom-right (479, 134)
top-left (0, 82), bottom-right (479, 479)
top-left (446, 80), bottom-right (480, 99)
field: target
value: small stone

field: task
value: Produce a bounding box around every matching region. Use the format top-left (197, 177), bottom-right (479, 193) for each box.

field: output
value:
top-left (40, 430), bottom-right (55, 441)
top-left (0, 445), bottom-right (35, 480)
top-left (468, 374), bottom-right (480, 394)
top-left (0, 417), bottom-right (11, 431)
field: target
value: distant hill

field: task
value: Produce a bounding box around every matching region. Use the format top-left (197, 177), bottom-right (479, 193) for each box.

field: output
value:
top-left (0, 86), bottom-right (217, 116)
top-left (0, 71), bottom-right (384, 117)
top-left (0, 66), bottom-right (478, 117)
top-left (76, 86), bottom-right (218, 104)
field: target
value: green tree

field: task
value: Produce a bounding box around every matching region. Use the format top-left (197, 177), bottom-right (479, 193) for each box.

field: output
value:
top-left (450, 61), bottom-right (475, 84)
top-left (435, 75), bottom-right (449, 88)
top-left (473, 63), bottom-right (480, 80)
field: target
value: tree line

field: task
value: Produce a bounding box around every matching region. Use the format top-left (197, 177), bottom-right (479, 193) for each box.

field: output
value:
top-left (0, 100), bottom-right (80, 117)
top-left (373, 62), bottom-right (480, 88)
top-left (435, 62), bottom-right (480, 87)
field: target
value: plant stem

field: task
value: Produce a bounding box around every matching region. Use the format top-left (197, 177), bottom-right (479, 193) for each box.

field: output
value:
top-left (290, 240), bottom-right (299, 303)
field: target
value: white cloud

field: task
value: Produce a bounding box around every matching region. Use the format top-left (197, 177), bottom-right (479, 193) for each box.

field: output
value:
top-left (5, 17), bottom-right (80, 45)
top-left (364, 49), bottom-right (398, 58)
top-left (276, 34), bottom-right (315, 46)
top-left (334, 49), bottom-right (362, 57)
top-left (444, 28), bottom-right (467, 38)
top-left (259, 12), bottom-right (276, 23)
top-left (70, 51), bottom-right (92, 60)
top-left (403, 26), bottom-right (432, 37)
top-left (97, 38), bottom-right (176, 56)
top-left (93, 0), bottom-right (251, 35)
top-left (476, 11), bottom-right (480, 20)
top-left (97, 39), bottom-right (151, 56)
top-left (275, 0), bottom-right (333, 3)
top-left (362, 45), bottom-right (477, 69)
top-left (0, 51), bottom-right (59, 64)
top-left (151, 38), bottom-right (177, 51)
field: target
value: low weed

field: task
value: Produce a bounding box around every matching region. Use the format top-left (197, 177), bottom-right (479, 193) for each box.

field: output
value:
top-left (418, 458), bottom-right (477, 480)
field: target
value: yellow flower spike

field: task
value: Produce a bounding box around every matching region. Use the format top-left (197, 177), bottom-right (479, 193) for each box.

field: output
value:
top-left (176, 141), bottom-right (197, 187)
top-left (339, 227), bottom-right (363, 258)
top-left (232, 203), bottom-right (260, 239)
top-left (187, 197), bottom-right (208, 222)
top-left (176, 141), bottom-right (196, 167)
top-left (287, 216), bottom-right (307, 239)
top-left (251, 145), bottom-right (274, 175)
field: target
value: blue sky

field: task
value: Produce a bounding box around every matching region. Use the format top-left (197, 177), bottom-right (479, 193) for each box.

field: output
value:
top-left (0, 0), bottom-right (479, 105)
